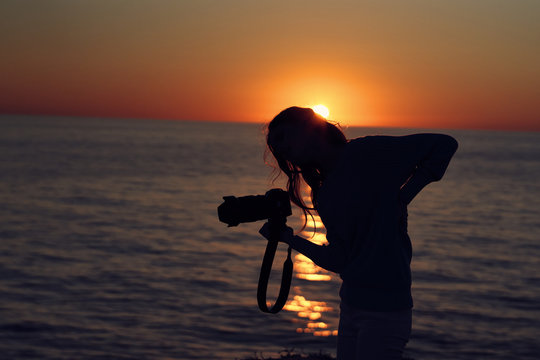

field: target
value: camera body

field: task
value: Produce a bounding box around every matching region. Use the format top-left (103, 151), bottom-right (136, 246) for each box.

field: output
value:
top-left (217, 188), bottom-right (293, 313)
top-left (218, 188), bottom-right (292, 227)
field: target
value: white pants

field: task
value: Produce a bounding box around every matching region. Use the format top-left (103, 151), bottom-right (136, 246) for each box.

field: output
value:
top-left (337, 301), bottom-right (412, 360)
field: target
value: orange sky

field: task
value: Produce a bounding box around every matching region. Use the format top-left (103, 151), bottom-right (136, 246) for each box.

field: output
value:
top-left (1, 1), bottom-right (539, 131)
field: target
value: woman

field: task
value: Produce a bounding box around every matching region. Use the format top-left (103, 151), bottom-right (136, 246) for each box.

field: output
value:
top-left (259, 106), bottom-right (458, 360)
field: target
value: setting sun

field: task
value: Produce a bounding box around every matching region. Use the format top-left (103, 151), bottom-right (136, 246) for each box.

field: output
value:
top-left (312, 104), bottom-right (330, 118)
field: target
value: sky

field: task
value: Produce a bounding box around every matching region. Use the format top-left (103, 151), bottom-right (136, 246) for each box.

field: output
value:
top-left (1, 0), bottom-right (539, 131)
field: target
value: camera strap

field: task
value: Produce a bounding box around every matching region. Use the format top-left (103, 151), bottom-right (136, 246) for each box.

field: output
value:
top-left (256, 219), bottom-right (293, 314)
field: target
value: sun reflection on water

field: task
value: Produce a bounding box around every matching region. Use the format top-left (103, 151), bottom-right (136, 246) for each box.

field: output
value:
top-left (283, 210), bottom-right (338, 337)
top-left (284, 295), bottom-right (338, 336)
top-left (294, 254), bottom-right (333, 282)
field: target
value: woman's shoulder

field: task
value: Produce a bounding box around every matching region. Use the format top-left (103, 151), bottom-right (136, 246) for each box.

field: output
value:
top-left (348, 134), bottom-right (423, 150)
top-left (347, 136), bottom-right (370, 148)
top-left (348, 135), bottom-right (392, 145)
top-left (346, 135), bottom-right (388, 152)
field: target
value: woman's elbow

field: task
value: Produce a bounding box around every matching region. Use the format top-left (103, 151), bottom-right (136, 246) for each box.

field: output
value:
top-left (442, 134), bottom-right (459, 154)
top-left (429, 135), bottom-right (458, 181)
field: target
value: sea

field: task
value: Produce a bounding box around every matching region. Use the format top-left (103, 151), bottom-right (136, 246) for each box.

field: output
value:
top-left (0, 115), bottom-right (539, 360)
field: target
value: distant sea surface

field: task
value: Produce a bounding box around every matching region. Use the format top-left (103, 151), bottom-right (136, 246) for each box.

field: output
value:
top-left (0, 116), bottom-right (539, 360)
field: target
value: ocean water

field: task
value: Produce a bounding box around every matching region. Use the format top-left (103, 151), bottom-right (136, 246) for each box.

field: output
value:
top-left (0, 115), bottom-right (539, 360)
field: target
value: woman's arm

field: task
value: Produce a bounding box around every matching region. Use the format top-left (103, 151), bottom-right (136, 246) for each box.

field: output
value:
top-left (259, 223), bottom-right (345, 273)
top-left (288, 235), bottom-right (345, 273)
top-left (394, 134), bottom-right (458, 204)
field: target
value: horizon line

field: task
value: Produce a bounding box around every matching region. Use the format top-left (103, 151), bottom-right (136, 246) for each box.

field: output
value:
top-left (1, 112), bottom-right (538, 133)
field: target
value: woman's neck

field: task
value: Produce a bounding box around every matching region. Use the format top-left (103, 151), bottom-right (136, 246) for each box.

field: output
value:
top-left (319, 142), bottom-right (346, 176)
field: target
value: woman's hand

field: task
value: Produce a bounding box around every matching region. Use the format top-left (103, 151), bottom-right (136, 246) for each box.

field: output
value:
top-left (259, 222), bottom-right (294, 244)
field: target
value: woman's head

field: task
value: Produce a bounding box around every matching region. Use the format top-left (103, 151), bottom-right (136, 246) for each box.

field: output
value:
top-left (265, 106), bottom-right (347, 225)
top-left (267, 107), bottom-right (346, 167)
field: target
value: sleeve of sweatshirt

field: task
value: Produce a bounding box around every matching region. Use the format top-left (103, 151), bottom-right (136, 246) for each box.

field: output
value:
top-left (287, 235), bottom-right (346, 274)
top-left (389, 133), bottom-right (458, 204)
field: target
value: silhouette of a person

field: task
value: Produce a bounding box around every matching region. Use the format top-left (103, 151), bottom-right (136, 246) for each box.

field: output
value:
top-left (259, 106), bottom-right (458, 360)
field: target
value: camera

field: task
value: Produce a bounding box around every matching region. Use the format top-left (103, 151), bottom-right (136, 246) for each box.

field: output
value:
top-left (217, 188), bottom-right (293, 314)
top-left (218, 188), bottom-right (292, 227)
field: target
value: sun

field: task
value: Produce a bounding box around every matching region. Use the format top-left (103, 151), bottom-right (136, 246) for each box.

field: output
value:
top-left (312, 104), bottom-right (330, 118)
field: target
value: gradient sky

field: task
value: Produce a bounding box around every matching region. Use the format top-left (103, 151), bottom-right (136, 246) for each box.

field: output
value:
top-left (1, 0), bottom-right (539, 130)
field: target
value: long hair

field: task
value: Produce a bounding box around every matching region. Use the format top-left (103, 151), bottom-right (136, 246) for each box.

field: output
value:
top-left (265, 106), bottom-right (347, 229)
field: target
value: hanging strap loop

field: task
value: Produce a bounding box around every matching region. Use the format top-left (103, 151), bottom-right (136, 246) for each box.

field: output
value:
top-left (256, 217), bottom-right (293, 314)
